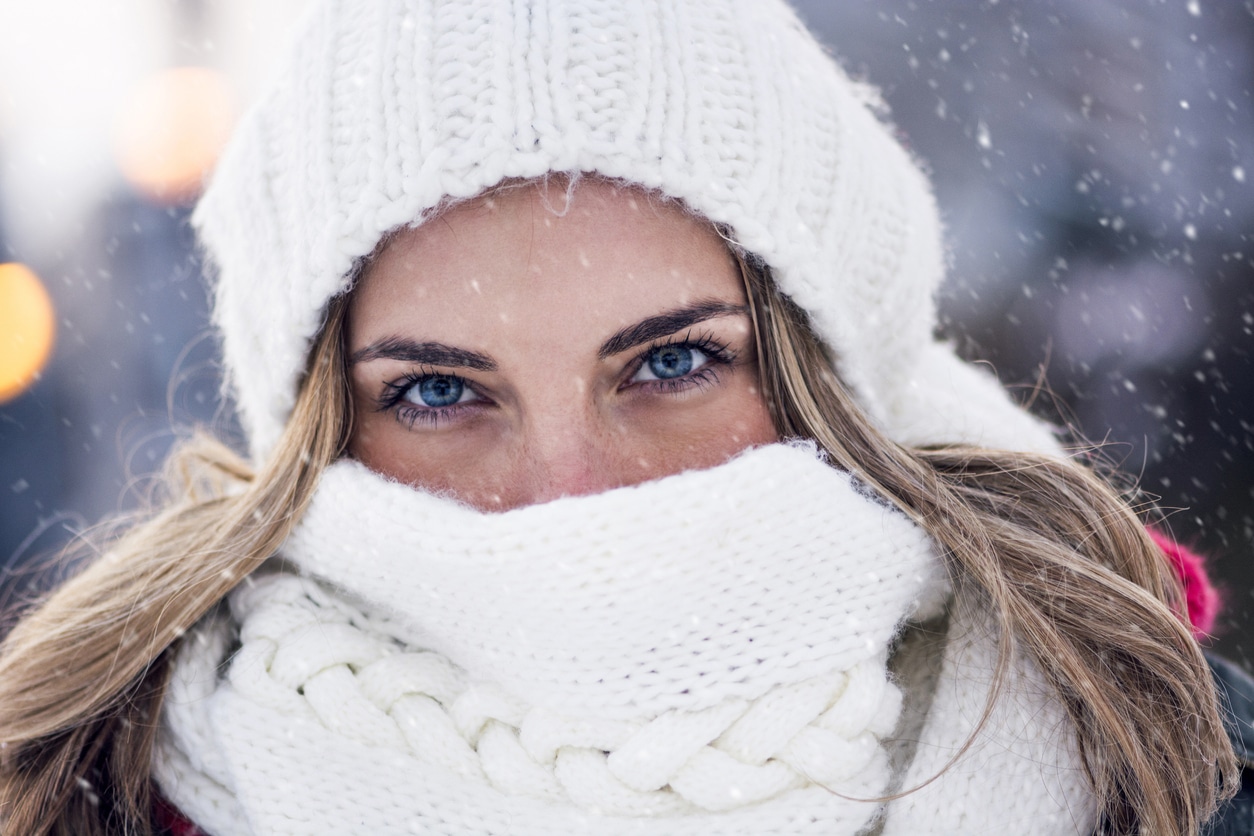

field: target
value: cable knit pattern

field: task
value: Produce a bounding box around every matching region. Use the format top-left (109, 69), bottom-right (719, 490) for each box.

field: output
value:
top-left (198, 0), bottom-right (1059, 459)
top-left (153, 445), bottom-right (1093, 835)
top-left (218, 574), bottom-right (899, 817)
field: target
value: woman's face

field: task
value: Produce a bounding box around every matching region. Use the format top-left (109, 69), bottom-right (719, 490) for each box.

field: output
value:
top-left (346, 179), bottom-right (778, 510)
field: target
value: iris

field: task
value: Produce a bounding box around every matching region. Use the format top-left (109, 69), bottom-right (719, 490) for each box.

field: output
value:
top-left (414, 375), bottom-right (463, 407)
top-left (648, 345), bottom-right (694, 379)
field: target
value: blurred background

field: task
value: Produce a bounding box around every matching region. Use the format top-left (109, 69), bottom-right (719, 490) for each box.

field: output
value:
top-left (1, 1), bottom-right (1251, 660)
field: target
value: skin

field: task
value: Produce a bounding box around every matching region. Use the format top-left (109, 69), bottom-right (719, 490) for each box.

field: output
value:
top-left (346, 178), bottom-right (779, 511)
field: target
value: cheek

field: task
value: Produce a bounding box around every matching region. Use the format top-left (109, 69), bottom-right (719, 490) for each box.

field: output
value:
top-left (348, 408), bottom-right (516, 503)
top-left (614, 376), bottom-right (779, 479)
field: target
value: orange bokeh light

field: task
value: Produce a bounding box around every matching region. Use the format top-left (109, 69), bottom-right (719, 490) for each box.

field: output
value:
top-left (0, 263), bottom-right (56, 403)
top-left (111, 66), bottom-right (235, 205)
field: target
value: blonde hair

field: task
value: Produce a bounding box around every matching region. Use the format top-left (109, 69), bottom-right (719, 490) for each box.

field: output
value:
top-left (0, 294), bottom-right (352, 835)
top-left (736, 253), bottom-right (1238, 833)
top-left (0, 246), bottom-right (1237, 835)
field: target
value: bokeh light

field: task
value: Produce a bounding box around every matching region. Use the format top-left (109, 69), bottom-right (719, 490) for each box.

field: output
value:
top-left (111, 66), bottom-right (235, 205)
top-left (0, 263), bottom-right (55, 403)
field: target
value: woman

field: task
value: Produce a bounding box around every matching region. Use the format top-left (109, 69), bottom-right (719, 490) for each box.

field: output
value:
top-left (0, 1), bottom-right (1243, 834)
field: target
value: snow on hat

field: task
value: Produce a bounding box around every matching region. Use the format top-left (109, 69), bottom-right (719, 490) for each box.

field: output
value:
top-left (198, 0), bottom-right (1060, 459)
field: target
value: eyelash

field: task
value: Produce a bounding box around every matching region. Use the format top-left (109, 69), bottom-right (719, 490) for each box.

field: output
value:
top-left (378, 333), bottom-right (737, 429)
top-left (622, 331), bottom-right (735, 395)
top-left (378, 366), bottom-right (481, 429)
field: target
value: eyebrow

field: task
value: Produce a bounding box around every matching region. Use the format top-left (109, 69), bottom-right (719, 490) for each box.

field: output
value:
top-left (598, 300), bottom-right (748, 359)
top-left (349, 337), bottom-right (497, 371)
top-left (349, 299), bottom-right (748, 370)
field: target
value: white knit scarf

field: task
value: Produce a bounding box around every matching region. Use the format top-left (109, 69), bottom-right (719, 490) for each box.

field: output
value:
top-left (153, 443), bottom-right (1095, 835)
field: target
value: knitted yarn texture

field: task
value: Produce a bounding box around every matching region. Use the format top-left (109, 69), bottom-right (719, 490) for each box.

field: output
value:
top-left (153, 445), bottom-right (1094, 835)
top-left (199, 0), bottom-right (1059, 459)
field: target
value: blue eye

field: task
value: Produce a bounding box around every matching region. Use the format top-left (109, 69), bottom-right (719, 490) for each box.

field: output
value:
top-left (384, 371), bottom-right (485, 428)
top-left (632, 343), bottom-right (715, 385)
top-left (407, 374), bottom-right (466, 407)
top-left (648, 345), bottom-right (694, 379)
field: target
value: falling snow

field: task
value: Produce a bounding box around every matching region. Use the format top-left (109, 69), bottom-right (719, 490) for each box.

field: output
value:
top-left (1, 0), bottom-right (1252, 666)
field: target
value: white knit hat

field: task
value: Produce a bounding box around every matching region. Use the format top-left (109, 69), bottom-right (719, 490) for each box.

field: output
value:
top-left (198, 0), bottom-right (1059, 459)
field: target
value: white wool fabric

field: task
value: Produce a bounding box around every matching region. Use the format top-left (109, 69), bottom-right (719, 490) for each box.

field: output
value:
top-left (153, 444), bottom-right (1095, 835)
top-left (199, 0), bottom-right (1060, 459)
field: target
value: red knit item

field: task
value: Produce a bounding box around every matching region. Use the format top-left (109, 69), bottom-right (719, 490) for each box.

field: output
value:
top-left (154, 794), bottom-right (207, 836)
top-left (1148, 528), bottom-right (1221, 638)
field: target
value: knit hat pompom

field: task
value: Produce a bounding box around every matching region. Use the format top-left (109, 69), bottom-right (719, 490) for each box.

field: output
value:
top-left (198, 0), bottom-right (1059, 459)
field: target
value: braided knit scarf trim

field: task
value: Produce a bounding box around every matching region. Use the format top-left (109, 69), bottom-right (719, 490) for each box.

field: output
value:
top-left (153, 444), bottom-right (1095, 835)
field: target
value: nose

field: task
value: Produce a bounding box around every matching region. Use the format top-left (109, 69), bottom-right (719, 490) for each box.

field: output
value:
top-left (512, 412), bottom-right (625, 508)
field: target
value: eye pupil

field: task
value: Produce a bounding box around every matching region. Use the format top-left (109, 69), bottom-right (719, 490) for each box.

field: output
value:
top-left (649, 346), bottom-right (694, 379)
top-left (417, 375), bottom-right (463, 407)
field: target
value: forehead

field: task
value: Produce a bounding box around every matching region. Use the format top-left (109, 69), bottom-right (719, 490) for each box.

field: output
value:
top-left (347, 179), bottom-right (744, 350)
